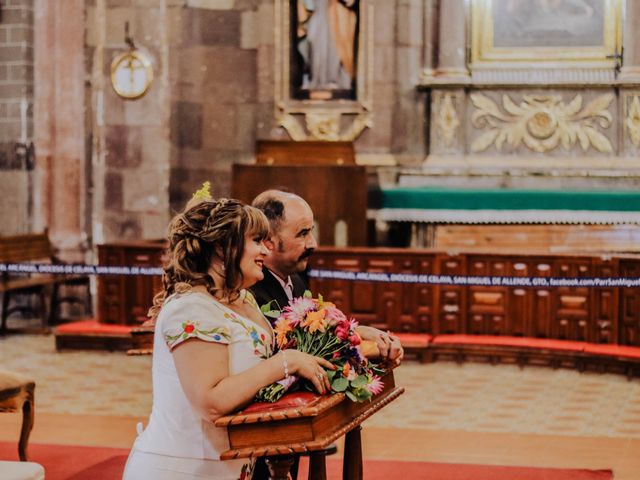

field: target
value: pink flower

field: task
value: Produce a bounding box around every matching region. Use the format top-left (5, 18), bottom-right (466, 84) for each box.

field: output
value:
top-left (366, 375), bottom-right (384, 395)
top-left (283, 297), bottom-right (317, 326)
top-left (323, 306), bottom-right (346, 326)
top-left (348, 333), bottom-right (361, 346)
top-left (336, 324), bottom-right (350, 340)
top-left (348, 318), bottom-right (359, 332)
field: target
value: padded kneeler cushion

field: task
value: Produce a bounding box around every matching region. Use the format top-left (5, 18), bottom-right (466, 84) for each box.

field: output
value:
top-left (242, 391), bottom-right (321, 414)
top-left (54, 319), bottom-right (134, 336)
top-left (392, 333), bottom-right (432, 347)
top-left (432, 335), bottom-right (586, 352)
top-left (584, 344), bottom-right (640, 359)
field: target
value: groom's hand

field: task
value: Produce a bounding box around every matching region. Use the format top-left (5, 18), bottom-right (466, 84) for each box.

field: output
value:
top-left (356, 325), bottom-right (404, 365)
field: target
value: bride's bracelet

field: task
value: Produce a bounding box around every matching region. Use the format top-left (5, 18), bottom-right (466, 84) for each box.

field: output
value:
top-left (281, 350), bottom-right (290, 379)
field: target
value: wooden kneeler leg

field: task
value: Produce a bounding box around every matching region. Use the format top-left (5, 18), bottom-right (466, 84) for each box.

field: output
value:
top-left (85, 280), bottom-right (93, 315)
top-left (48, 283), bottom-right (59, 328)
top-left (18, 383), bottom-right (35, 461)
top-left (2, 290), bottom-right (10, 333)
top-left (265, 455), bottom-right (296, 480)
top-left (307, 451), bottom-right (328, 480)
top-left (306, 443), bottom-right (336, 480)
top-left (342, 426), bottom-right (363, 480)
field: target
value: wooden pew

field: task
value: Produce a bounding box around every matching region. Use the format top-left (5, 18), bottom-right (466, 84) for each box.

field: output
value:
top-left (435, 224), bottom-right (640, 253)
top-left (0, 232), bottom-right (90, 332)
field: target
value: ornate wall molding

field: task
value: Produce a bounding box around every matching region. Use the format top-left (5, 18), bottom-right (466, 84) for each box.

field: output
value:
top-left (469, 68), bottom-right (617, 86)
top-left (626, 95), bottom-right (640, 147)
top-left (436, 93), bottom-right (460, 147)
top-left (470, 93), bottom-right (614, 154)
top-left (274, 0), bottom-right (374, 142)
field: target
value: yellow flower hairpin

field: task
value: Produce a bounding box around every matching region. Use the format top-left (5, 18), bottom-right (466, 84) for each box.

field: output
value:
top-left (192, 181), bottom-right (212, 201)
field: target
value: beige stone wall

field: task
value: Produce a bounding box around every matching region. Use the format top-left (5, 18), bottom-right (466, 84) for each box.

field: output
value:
top-left (22, 0), bottom-right (640, 254)
top-left (28, 1), bottom-right (431, 246)
top-left (167, 1), bottom-right (263, 209)
top-left (86, 0), bottom-right (173, 244)
top-left (0, 0), bottom-right (33, 235)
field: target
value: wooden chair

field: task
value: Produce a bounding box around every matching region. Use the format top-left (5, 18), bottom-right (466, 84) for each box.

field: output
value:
top-left (0, 370), bottom-right (35, 461)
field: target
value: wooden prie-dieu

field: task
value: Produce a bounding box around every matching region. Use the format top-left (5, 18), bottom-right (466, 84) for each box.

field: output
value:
top-left (214, 369), bottom-right (403, 480)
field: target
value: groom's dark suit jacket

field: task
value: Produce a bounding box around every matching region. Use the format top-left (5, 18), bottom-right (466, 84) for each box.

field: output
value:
top-left (249, 268), bottom-right (308, 324)
top-left (248, 268), bottom-right (311, 480)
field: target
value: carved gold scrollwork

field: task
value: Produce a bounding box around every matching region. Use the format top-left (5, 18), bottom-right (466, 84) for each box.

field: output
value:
top-left (626, 95), bottom-right (640, 147)
top-left (306, 112), bottom-right (341, 141)
top-left (437, 93), bottom-right (460, 147)
top-left (470, 93), bottom-right (614, 153)
top-left (276, 111), bottom-right (372, 141)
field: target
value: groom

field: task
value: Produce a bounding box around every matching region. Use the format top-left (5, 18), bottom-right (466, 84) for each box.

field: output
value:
top-left (250, 189), bottom-right (404, 363)
top-left (249, 189), bottom-right (403, 480)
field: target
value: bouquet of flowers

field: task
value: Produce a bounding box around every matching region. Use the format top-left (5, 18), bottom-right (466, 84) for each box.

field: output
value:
top-left (256, 292), bottom-right (385, 403)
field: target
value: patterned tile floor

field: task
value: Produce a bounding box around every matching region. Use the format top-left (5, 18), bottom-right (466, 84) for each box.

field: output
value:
top-left (0, 334), bottom-right (152, 417)
top-left (3, 334), bottom-right (640, 438)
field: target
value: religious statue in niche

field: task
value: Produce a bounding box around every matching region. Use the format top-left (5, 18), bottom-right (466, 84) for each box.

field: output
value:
top-left (291, 0), bottom-right (359, 101)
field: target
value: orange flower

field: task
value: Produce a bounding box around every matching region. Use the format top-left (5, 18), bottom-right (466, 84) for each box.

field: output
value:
top-left (302, 310), bottom-right (326, 333)
top-left (273, 318), bottom-right (292, 348)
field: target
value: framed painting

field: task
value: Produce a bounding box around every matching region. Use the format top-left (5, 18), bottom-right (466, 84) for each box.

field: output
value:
top-left (470, 0), bottom-right (622, 67)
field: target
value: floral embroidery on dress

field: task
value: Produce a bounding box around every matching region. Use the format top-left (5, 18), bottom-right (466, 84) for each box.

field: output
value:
top-left (164, 320), bottom-right (231, 349)
top-left (224, 312), bottom-right (272, 359)
top-left (238, 461), bottom-right (254, 480)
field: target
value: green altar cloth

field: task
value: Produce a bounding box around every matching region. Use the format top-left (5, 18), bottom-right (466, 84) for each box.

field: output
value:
top-left (378, 187), bottom-right (640, 224)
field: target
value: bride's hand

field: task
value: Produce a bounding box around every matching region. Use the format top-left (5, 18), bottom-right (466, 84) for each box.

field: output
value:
top-left (284, 350), bottom-right (335, 395)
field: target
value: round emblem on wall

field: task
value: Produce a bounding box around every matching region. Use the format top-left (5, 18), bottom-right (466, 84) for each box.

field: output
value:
top-left (110, 50), bottom-right (153, 100)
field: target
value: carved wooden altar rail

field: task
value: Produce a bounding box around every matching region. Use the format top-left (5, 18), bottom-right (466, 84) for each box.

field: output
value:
top-left (309, 247), bottom-right (640, 347)
top-left (86, 242), bottom-right (640, 364)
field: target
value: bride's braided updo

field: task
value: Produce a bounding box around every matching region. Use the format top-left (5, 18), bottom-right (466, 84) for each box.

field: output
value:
top-left (148, 198), bottom-right (269, 319)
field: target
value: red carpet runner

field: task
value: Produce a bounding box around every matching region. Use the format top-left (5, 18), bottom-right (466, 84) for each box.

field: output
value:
top-left (299, 457), bottom-right (613, 480)
top-left (0, 442), bottom-right (613, 480)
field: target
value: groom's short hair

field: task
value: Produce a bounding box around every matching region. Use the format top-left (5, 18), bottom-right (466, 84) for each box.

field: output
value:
top-left (252, 189), bottom-right (299, 234)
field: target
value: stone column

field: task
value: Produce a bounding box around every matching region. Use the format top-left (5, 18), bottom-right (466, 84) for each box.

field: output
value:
top-left (619, 0), bottom-right (640, 81)
top-left (434, 0), bottom-right (469, 80)
top-left (421, 0), bottom-right (436, 80)
top-left (34, 0), bottom-right (86, 259)
top-left (394, 0), bottom-right (426, 160)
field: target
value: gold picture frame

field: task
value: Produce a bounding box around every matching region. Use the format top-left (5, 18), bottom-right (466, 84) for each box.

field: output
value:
top-left (274, 0), bottom-right (373, 141)
top-left (470, 0), bottom-right (622, 69)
